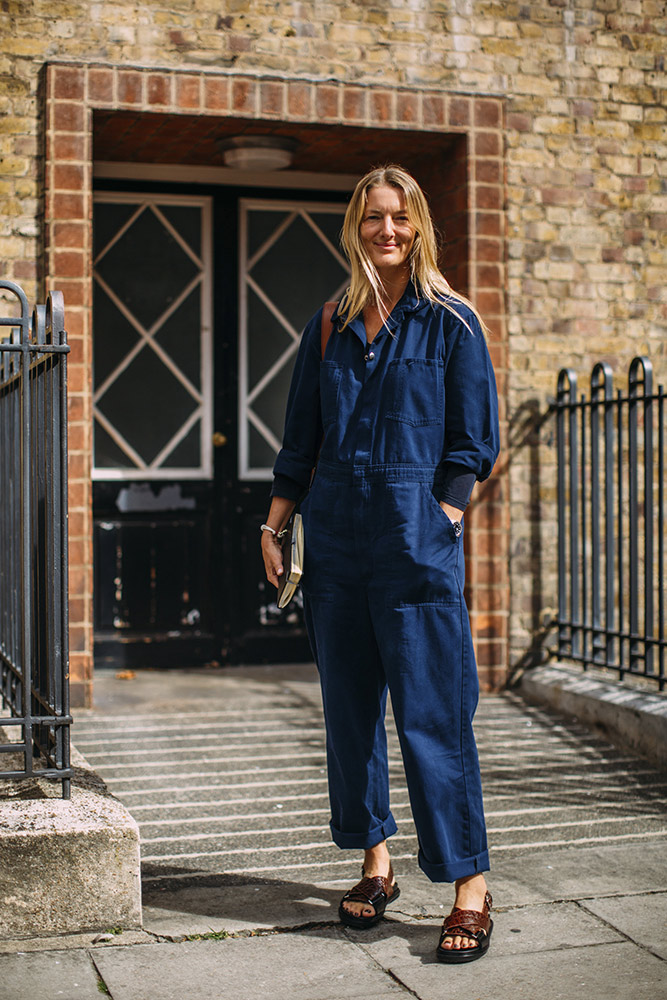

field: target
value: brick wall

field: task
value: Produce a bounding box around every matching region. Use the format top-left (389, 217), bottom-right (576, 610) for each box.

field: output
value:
top-left (1, 0), bottom-right (665, 699)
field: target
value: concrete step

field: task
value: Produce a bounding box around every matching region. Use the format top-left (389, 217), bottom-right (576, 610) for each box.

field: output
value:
top-left (73, 670), bottom-right (667, 894)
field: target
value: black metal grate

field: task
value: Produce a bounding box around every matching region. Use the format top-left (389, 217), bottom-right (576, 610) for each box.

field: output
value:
top-left (0, 280), bottom-right (71, 797)
top-left (554, 357), bottom-right (665, 690)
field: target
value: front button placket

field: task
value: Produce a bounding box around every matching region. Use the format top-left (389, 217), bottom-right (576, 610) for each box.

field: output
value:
top-left (355, 327), bottom-right (387, 467)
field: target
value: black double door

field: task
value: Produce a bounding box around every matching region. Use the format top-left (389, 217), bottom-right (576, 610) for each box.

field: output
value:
top-left (92, 181), bottom-right (348, 667)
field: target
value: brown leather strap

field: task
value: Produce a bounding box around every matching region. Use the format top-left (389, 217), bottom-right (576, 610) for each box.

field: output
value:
top-left (342, 865), bottom-right (396, 908)
top-left (311, 300), bottom-right (339, 481)
top-left (440, 891), bottom-right (493, 942)
top-left (321, 301), bottom-right (338, 358)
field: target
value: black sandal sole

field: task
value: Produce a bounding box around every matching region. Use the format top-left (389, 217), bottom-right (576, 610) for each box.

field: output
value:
top-left (436, 920), bottom-right (493, 964)
top-left (338, 884), bottom-right (401, 929)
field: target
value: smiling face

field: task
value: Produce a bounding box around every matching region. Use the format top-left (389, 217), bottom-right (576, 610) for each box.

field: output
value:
top-left (359, 184), bottom-right (416, 278)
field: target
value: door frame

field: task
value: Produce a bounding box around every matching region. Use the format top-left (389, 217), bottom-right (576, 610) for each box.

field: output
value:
top-left (43, 62), bottom-right (508, 704)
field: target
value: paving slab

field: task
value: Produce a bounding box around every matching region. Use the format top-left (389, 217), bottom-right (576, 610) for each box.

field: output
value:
top-left (86, 664), bottom-right (320, 715)
top-left (375, 899), bottom-right (624, 954)
top-left (581, 891), bottom-right (667, 961)
top-left (139, 840), bottom-right (667, 939)
top-left (0, 929), bottom-right (154, 955)
top-left (142, 879), bottom-right (343, 936)
top-left (0, 949), bottom-right (101, 1000)
top-left (92, 927), bottom-right (407, 1000)
top-left (354, 930), bottom-right (665, 1000)
top-left (486, 841), bottom-right (667, 908)
top-left (386, 840), bottom-right (667, 918)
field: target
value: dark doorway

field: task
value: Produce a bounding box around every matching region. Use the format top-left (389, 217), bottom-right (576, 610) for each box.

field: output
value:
top-left (92, 181), bottom-right (349, 667)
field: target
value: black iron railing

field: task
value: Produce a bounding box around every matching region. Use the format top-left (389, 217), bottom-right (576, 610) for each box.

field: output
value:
top-left (0, 279), bottom-right (71, 797)
top-left (554, 356), bottom-right (665, 690)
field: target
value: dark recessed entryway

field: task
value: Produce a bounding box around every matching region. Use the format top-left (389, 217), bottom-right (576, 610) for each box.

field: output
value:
top-left (92, 111), bottom-right (470, 669)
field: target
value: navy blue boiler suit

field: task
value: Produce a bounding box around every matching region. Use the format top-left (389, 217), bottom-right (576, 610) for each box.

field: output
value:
top-left (273, 284), bottom-right (500, 883)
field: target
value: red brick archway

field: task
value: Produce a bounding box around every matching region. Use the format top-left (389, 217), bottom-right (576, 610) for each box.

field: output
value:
top-left (44, 63), bottom-right (508, 705)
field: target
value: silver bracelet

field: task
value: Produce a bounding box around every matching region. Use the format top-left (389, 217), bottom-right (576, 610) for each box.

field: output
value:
top-left (261, 523), bottom-right (287, 539)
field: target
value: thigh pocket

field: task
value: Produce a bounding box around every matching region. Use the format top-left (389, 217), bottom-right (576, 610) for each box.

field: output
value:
top-left (422, 486), bottom-right (463, 545)
top-left (319, 361), bottom-right (343, 427)
top-left (385, 358), bottom-right (444, 427)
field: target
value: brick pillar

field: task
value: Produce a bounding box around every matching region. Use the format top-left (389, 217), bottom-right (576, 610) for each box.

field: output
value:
top-left (466, 98), bottom-right (508, 691)
top-left (45, 64), bottom-right (93, 708)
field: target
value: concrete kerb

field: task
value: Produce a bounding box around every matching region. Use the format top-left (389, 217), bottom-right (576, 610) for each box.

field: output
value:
top-left (517, 662), bottom-right (667, 768)
top-left (0, 743), bottom-right (142, 941)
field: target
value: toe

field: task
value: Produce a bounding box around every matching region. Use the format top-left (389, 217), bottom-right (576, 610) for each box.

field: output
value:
top-left (342, 900), bottom-right (375, 919)
top-left (441, 933), bottom-right (479, 951)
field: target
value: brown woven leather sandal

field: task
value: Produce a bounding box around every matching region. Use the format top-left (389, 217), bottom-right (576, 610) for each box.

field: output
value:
top-left (338, 865), bottom-right (401, 929)
top-left (436, 890), bottom-right (493, 964)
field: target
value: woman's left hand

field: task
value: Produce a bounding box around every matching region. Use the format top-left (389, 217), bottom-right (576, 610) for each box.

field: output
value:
top-left (261, 530), bottom-right (285, 588)
top-left (439, 501), bottom-right (464, 524)
top-left (260, 496), bottom-right (296, 588)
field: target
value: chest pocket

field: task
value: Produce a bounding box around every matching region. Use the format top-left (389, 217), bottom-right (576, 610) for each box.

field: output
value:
top-left (385, 358), bottom-right (444, 427)
top-left (320, 361), bottom-right (343, 427)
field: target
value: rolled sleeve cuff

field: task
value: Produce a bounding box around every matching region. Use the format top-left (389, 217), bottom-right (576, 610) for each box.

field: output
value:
top-left (434, 462), bottom-right (476, 510)
top-left (272, 448), bottom-right (316, 491)
top-left (270, 473), bottom-right (304, 501)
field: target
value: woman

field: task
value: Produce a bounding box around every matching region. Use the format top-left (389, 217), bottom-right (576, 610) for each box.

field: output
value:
top-left (260, 165), bottom-right (499, 963)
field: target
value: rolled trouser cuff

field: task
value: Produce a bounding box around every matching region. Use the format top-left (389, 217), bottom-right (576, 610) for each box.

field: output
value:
top-left (418, 848), bottom-right (490, 883)
top-left (330, 813), bottom-right (398, 849)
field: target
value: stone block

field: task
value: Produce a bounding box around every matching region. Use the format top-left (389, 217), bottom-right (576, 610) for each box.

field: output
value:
top-left (0, 749), bottom-right (141, 940)
top-left (519, 663), bottom-right (667, 767)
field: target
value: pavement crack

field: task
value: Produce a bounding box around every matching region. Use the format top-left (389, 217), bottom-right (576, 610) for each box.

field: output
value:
top-left (389, 908), bottom-right (432, 921)
top-left (155, 918), bottom-right (341, 944)
top-left (575, 900), bottom-right (666, 962)
top-left (342, 928), bottom-right (423, 998)
top-left (89, 954), bottom-right (115, 999)
top-left (386, 968), bottom-right (422, 998)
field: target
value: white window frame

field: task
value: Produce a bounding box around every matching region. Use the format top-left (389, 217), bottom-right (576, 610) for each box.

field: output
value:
top-left (92, 192), bottom-right (213, 481)
top-left (238, 198), bottom-right (349, 481)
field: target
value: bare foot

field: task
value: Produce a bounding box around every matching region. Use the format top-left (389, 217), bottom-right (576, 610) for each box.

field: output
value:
top-left (439, 873), bottom-right (489, 952)
top-left (341, 841), bottom-right (394, 919)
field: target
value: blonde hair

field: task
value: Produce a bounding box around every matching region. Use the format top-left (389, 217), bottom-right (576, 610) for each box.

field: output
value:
top-left (338, 164), bottom-right (486, 335)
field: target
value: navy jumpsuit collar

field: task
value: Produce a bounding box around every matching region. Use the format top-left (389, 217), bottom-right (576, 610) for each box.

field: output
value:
top-left (334, 281), bottom-right (427, 346)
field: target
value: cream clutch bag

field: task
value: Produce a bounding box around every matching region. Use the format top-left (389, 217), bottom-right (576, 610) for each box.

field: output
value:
top-left (277, 512), bottom-right (304, 609)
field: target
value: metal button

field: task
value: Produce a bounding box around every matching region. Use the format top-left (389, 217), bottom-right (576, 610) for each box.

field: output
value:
top-left (368, 351), bottom-right (375, 360)
top-left (364, 354), bottom-right (368, 361)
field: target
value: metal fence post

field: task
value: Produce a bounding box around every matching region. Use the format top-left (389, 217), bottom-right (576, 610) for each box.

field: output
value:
top-left (552, 356), bottom-right (664, 690)
top-left (0, 280), bottom-right (71, 797)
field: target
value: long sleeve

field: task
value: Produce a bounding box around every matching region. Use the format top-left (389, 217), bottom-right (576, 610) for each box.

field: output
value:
top-left (437, 306), bottom-right (500, 484)
top-left (271, 309), bottom-right (323, 491)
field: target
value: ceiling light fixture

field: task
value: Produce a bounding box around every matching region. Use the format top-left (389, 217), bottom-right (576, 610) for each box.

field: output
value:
top-left (217, 136), bottom-right (297, 171)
